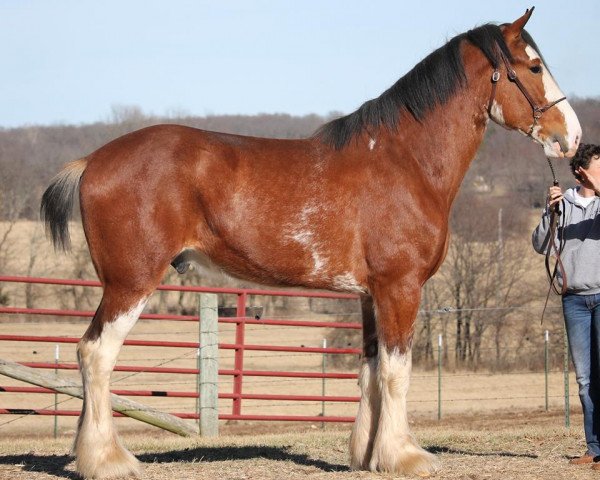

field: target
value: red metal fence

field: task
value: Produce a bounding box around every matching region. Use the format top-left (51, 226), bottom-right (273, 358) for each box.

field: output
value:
top-left (0, 275), bottom-right (362, 425)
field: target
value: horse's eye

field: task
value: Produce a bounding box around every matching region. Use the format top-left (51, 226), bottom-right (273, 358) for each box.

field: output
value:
top-left (530, 65), bottom-right (542, 74)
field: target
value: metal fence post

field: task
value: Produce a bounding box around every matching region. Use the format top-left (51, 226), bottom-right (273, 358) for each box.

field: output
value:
top-left (322, 338), bottom-right (327, 428)
top-left (199, 293), bottom-right (219, 437)
top-left (54, 344), bottom-right (59, 438)
top-left (195, 347), bottom-right (200, 425)
top-left (544, 330), bottom-right (549, 411)
top-left (437, 334), bottom-right (442, 421)
top-left (233, 293), bottom-right (247, 417)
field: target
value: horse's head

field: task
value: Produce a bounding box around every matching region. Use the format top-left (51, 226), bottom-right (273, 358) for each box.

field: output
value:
top-left (488, 7), bottom-right (581, 158)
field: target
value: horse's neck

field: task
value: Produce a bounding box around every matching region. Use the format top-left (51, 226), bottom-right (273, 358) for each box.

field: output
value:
top-left (386, 72), bottom-right (491, 209)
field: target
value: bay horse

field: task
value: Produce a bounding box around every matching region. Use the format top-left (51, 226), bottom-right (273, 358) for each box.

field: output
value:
top-left (41, 8), bottom-right (580, 479)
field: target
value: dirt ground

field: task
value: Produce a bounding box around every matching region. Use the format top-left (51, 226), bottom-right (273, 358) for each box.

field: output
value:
top-left (0, 410), bottom-right (594, 480)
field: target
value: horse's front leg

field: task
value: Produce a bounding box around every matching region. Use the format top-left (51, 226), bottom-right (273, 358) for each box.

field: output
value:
top-left (366, 280), bottom-right (440, 475)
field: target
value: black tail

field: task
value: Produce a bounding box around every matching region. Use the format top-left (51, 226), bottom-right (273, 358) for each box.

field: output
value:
top-left (40, 158), bottom-right (88, 251)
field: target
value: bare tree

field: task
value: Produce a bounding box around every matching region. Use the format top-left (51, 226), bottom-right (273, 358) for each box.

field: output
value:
top-left (0, 187), bottom-right (30, 306)
top-left (429, 192), bottom-right (534, 369)
top-left (414, 280), bottom-right (444, 368)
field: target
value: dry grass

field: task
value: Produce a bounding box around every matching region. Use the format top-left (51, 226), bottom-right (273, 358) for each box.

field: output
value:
top-left (0, 411), bottom-right (594, 479)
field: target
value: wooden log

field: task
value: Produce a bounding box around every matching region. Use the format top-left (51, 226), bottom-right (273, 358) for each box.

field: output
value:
top-left (199, 293), bottom-right (219, 437)
top-left (0, 357), bottom-right (197, 437)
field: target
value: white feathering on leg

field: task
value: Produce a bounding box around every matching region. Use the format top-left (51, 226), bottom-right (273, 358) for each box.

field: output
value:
top-left (74, 297), bottom-right (147, 479)
top-left (350, 356), bottom-right (380, 469)
top-left (368, 346), bottom-right (440, 475)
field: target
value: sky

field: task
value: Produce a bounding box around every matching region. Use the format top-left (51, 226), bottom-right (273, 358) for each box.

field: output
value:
top-left (1, 0), bottom-right (598, 128)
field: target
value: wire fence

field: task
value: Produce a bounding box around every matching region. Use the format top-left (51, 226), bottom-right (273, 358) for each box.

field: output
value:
top-left (0, 275), bottom-right (578, 437)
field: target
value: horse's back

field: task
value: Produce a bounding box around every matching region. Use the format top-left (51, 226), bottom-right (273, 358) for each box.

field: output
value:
top-left (83, 124), bottom-right (319, 180)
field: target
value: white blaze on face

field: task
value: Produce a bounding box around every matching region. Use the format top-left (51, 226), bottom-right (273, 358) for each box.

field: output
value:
top-left (525, 45), bottom-right (581, 156)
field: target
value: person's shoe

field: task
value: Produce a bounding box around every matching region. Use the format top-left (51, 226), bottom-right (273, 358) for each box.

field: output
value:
top-left (570, 454), bottom-right (595, 465)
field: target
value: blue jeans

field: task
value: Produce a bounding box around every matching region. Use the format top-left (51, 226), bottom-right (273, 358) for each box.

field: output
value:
top-left (563, 293), bottom-right (600, 456)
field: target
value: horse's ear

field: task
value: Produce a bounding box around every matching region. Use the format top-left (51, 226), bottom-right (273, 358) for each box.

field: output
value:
top-left (505, 7), bottom-right (535, 40)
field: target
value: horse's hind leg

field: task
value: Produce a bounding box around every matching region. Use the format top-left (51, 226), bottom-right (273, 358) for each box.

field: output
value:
top-left (350, 294), bottom-right (381, 469)
top-left (74, 284), bottom-right (151, 479)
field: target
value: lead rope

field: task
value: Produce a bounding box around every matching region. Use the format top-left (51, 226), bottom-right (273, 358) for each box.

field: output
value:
top-left (541, 158), bottom-right (567, 324)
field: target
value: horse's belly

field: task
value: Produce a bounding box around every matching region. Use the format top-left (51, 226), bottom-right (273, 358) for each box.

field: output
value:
top-left (178, 239), bottom-right (367, 294)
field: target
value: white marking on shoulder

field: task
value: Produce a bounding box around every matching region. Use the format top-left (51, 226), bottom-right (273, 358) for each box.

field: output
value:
top-left (332, 273), bottom-right (367, 294)
top-left (291, 230), bottom-right (313, 244)
top-left (288, 203), bottom-right (328, 276)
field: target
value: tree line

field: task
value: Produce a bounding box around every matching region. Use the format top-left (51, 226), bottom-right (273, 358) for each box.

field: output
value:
top-left (2, 99), bottom-right (599, 220)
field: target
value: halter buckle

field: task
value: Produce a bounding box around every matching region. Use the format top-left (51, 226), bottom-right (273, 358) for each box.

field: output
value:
top-left (491, 70), bottom-right (500, 82)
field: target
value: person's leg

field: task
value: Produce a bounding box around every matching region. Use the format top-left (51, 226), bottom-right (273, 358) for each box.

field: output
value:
top-left (563, 293), bottom-right (597, 456)
top-left (588, 293), bottom-right (600, 457)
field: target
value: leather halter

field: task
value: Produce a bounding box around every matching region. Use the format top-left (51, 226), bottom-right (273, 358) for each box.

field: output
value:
top-left (487, 47), bottom-right (567, 135)
top-left (541, 181), bottom-right (567, 324)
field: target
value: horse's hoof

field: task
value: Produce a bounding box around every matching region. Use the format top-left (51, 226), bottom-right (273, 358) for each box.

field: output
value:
top-left (75, 439), bottom-right (141, 479)
top-left (368, 435), bottom-right (440, 476)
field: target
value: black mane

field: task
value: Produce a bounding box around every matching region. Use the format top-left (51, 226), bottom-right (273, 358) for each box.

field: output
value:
top-left (315, 24), bottom-right (521, 150)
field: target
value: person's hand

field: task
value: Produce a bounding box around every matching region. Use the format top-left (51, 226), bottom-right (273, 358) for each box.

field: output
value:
top-left (577, 167), bottom-right (600, 195)
top-left (547, 185), bottom-right (563, 209)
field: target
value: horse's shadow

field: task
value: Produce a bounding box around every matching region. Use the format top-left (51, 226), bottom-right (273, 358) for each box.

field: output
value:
top-left (0, 444), bottom-right (541, 479)
top-left (429, 445), bottom-right (539, 458)
top-left (137, 444), bottom-right (349, 471)
top-left (0, 445), bottom-right (349, 479)
top-left (0, 453), bottom-right (77, 480)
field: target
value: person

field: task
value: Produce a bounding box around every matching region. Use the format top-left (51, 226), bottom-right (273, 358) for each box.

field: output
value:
top-left (533, 143), bottom-right (600, 469)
